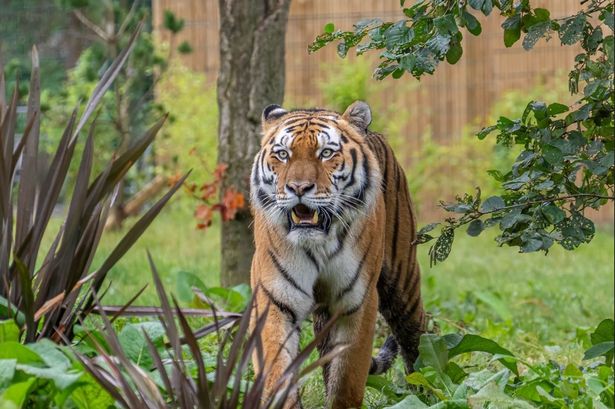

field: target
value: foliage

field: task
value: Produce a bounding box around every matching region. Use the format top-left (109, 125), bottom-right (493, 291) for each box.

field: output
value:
top-left (188, 163), bottom-right (246, 231)
top-left (0, 320), bottom-right (114, 408)
top-left (41, 2), bottom-right (191, 208)
top-left (310, 0), bottom-right (614, 262)
top-left (0, 27), bottom-right (185, 342)
top-left (365, 318), bottom-right (614, 408)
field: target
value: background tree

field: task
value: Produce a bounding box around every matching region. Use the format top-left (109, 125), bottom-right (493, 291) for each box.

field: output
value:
top-left (310, 0), bottom-right (614, 263)
top-left (45, 0), bottom-right (191, 229)
top-left (217, 0), bottom-right (291, 287)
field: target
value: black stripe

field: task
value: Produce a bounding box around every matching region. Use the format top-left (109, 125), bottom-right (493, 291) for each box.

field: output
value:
top-left (342, 302), bottom-right (363, 316)
top-left (262, 285), bottom-right (297, 324)
top-left (268, 250), bottom-right (310, 296)
top-left (330, 226), bottom-right (349, 258)
top-left (345, 148), bottom-right (358, 189)
top-left (252, 153), bottom-right (261, 185)
top-left (256, 188), bottom-right (274, 207)
top-left (341, 134), bottom-right (349, 143)
top-left (337, 245), bottom-right (369, 298)
top-left (283, 117), bottom-right (308, 127)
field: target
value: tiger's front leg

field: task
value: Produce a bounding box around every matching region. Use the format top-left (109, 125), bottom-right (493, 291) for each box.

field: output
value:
top-left (251, 267), bottom-right (314, 408)
top-left (320, 277), bottom-right (380, 409)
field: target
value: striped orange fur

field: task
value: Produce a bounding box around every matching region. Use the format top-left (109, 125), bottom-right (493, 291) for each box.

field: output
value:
top-left (250, 101), bottom-right (426, 408)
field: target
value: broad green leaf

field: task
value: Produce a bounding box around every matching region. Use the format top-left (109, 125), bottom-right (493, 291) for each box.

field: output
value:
top-left (584, 342), bottom-right (614, 360)
top-left (0, 342), bottom-right (44, 364)
top-left (444, 333), bottom-right (518, 374)
top-left (466, 219), bottom-right (484, 237)
top-left (446, 41), bottom-right (463, 64)
top-left (27, 339), bottom-right (71, 370)
top-left (463, 11), bottom-right (482, 36)
top-left (0, 359), bottom-right (16, 389)
top-left (547, 102), bottom-right (569, 116)
top-left (365, 375), bottom-right (400, 401)
top-left (405, 372), bottom-right (447, 400)
top-left (118, 322), bottom-right (165, 368)
top-left (324, 23), bottom-right (335, 34)
top-left (559, 14), bottom-right (587, 45)
top-left (176, 270), bottom-right (208, 302)
top-left (541, 205), bottom-right (565, 224)
top-left (15, 364), bottom-right (82, 390)
top-left (468, 381), bottom-right (536, 408)
top-left (523, 21), bottom-right (550, 50)
top-left (0, 321), bottom-right (19, 343)
top-left (69, 374), bottom-right (115, 409)
top-left (434, 15), bottom-right (458, 35)
top-left (480, 196), bottom-right (505, 213)
top-left (384, 394), bottom-right (428, 408)
top-left (502, 15), bottom-right (521, 47)
top-left (0, 378), bottom-right (35, 408)
top-left (591, 319), bottom-right (614, 344)
top-left (416, 334), bottom-right (449, 375)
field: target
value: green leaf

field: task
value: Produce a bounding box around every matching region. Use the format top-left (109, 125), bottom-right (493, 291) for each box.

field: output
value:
top-left (0, 378), bottom-right (35, 408)
top-left (324, 23), bottom-right (335, 34)
top-left (468, 381), bottom-right (535, 408)
top-left (15, 364), bottom-right (82, 390)
top-left (27, 340), bottom-right (71, 370)
top-left (176, 271), bottom-right (207, 302)
top-left (463, 11), bottom-right (482, 36)
top-left (541, 205), bottom-right (565, 224)
top-left (502, 15), bottom-right (521, 47)
top-left (384, 394), bottom-right (428, 408)
top-left (466, 219), bottom-right (484, 237)
top-left (469, 0), bottom-right (493, 16)
top-left (591, 319), bottom-right (614, 344)
top-left (434, 15), bottom-right (458, 35)
top-left (415, 334), bottom-right (449, 375)
top-left (445, 333), bottom-right (518, 374)
top-left (446, 41), bottom-right (463, 64)
top-left (559, 14), bottom-right (586, 45)
top-left (480, 196), bottom-right (505, 213)
top-left (523, 21), bottom-right (550, 50)
top-left (547, 102), bottom-right (569, 116)
top-left (0, 321), bottom-right (19, 343)
top-left (0, 342), bottom-right (44, 364)
top-left (0, 359), bottom-right (16, 389)
top-left (584, 341), bottom-right (614, 360)
top-left (118, 322), bottom-right (165, 368)
top-left (542, 144), bottom-right (563, 166)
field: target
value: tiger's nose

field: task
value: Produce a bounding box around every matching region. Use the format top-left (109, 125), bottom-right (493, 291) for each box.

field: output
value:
top-left (286, 181), bottom-right (315, 197)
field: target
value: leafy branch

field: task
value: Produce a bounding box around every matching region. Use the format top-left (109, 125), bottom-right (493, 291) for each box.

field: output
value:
top-left (310, 0), bottom-right (614, 263)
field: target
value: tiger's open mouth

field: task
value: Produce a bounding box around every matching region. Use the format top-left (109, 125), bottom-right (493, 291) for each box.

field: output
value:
top-left (288, 204), bottom-right (331, 232)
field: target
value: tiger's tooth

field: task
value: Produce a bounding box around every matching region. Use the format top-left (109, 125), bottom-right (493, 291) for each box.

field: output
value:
top-left (311, 210), bottom-right (318, 224)
top-left (291, 211), bottom-right (300, 224)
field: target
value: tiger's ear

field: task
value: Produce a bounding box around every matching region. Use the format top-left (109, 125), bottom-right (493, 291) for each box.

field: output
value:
top-left (342, 101), bottom-right (372, 131)
top-left (262, 104), bottom-right (288, 131)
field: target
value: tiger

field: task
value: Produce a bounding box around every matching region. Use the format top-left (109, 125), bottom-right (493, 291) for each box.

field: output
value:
top-left (250, 101), bottom-right (426, 408)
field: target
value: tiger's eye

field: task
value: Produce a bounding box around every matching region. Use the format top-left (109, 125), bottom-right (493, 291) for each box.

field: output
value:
top-left (277, 150), bottom-right (288, 160)
top-left (321, 148), bottom-right (334, 159)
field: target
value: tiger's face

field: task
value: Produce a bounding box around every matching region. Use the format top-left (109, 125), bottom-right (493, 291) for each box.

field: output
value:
top-left (251, 101), bottom-right (381, 246)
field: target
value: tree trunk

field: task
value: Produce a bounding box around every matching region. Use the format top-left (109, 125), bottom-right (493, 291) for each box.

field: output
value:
top-left (217, 0), bottom-right (291, 287)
